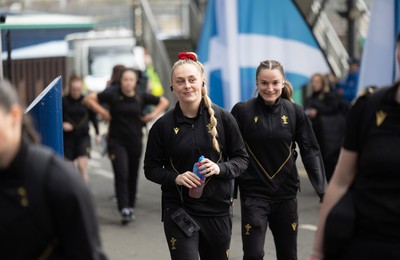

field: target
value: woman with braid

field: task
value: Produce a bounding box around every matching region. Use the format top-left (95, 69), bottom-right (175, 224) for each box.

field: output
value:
top-left (231, 60), bottom-right (326, 260)
top-left (144, 52), bottom-right (249, 260)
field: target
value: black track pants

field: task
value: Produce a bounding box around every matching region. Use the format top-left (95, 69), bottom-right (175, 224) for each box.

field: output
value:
top-left (108, 140), bottom-right (142, 211)
top-left (240, 195), bottom-right (298, 260)
top-left (163, 207), bottom-right (232, 260)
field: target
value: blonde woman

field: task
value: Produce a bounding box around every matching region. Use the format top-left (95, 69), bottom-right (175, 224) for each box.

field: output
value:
top-left (144, 52), bottom-right (249, 260)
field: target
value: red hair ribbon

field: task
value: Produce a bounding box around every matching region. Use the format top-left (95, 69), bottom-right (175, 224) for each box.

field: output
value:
top-left (178, 52), bottom-right (197, 61)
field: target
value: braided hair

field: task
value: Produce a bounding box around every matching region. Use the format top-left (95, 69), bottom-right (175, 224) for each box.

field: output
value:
top-left (171, 52), bottom-right (220, 153)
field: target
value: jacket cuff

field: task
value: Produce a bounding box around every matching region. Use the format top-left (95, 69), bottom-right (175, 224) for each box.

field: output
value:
top-left (217, 163), bottom-right (227, 178)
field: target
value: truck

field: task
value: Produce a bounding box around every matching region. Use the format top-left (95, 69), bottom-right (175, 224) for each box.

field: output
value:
top-left (65, 29), bottom-right (146, 92)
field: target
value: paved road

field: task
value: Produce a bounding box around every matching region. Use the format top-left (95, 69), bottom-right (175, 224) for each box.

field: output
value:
top-left (87, 131), bottom-right (321, 260)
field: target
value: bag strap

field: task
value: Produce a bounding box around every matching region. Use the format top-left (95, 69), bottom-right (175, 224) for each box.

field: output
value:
top-left (281, 98), bottom-right (297, 145)
top-left (25, 145), bottom-right (55, 241)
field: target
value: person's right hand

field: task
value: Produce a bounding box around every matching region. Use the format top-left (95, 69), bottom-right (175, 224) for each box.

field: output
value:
top-left (306, 108), bottom-right (318, 118)
top-left (63, 122), bottom-right (74, 132)
top-left (100, 110), bottom-right (111, 121)
top-left (309, 255), bottom-right (323, 260)
top-left (309, 250), bottom-right (324, 260)
top-left (175, 171), bottom-right (202, 189)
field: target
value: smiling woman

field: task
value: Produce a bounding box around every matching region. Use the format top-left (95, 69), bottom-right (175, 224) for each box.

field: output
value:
top-left (231, 59), bottom-right (326, 260)
top-left (144, 52), bottom-right (249, 260)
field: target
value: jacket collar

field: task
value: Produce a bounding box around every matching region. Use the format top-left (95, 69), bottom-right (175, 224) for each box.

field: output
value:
top-left (256, 95), bottom-right (282, 112)
top-left (173, 98), bottom-right (206, 125)
top-left (0, 138), bottom-right (28, 181)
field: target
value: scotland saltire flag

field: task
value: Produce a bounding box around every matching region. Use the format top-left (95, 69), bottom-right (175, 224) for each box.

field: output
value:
top-left (358, 0), bottom-right (400, 91)
top-left (197, 0), bottom-right (330, 109)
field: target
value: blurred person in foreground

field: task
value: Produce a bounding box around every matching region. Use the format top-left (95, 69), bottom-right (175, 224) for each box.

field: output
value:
top-left (310, 33), bottom-right (400, 260)
top-left (0, 80), bottom-right (107, 259)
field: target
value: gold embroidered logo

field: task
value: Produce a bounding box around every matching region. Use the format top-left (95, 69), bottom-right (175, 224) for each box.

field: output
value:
top-left (253, 116), bottom-right (259, 123)
top-left (206, 123), bottom-right (213, 133)
top-left (18, 187), bottom-right (29, 207)
top-left (291, 222), bottom-right (297, 231)
top-left (173, 127), bottom-right (179, 135)
top-left (281, 115), bottom-right (289, 125)
top-left (226, 249), bottom-right (230, 257)
top-left (376, 110), bottom-right (387, 126)
top-left (170, 237), bottom-right (177, 250)
top-left (245, 223), bottom-right (252, 235)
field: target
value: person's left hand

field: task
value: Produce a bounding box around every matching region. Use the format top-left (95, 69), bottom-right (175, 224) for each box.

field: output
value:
top-left (306, 108), bottom-right (318, 118)
top-left (198, 157), bottom-right (220, 177)
top-left (95, 134), bottom-right (101, 144)
top-left (141, 114), bottom-right (155, 124)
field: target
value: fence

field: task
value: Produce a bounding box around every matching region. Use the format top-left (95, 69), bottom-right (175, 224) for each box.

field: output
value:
top-left (2, 56), bottom-right (66, 107)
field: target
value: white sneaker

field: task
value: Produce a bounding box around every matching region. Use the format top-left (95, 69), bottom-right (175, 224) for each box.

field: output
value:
top-left (121, 208), bottom-right (132, 225)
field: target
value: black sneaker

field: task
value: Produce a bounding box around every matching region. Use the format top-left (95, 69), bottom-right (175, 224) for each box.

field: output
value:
top-left (121, 208), bottom-right (132, 225)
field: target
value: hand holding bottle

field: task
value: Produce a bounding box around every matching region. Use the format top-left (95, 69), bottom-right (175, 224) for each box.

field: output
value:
top-left (189, 156), bottom-right (206, 198)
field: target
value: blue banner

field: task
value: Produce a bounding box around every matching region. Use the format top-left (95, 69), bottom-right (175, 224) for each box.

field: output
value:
top-left (25, 76), bottom-right (64, 157)
top-left (197, 0), bottom-right (330, 109)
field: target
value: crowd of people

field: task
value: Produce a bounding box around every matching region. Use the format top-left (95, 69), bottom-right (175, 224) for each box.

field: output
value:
top-left (1, 31), bottom-right (399, 259)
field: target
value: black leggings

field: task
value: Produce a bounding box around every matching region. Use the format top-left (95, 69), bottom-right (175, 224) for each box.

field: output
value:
top-left (108, 140), bottom-right (142, 211)
top-left (240, 195), bottom-right (298, 260)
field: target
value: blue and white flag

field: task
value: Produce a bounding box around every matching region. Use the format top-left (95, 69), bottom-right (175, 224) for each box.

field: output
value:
top-left (358, 0), bottom-right (400, 91)
top-left (197, 0), bottom-right (330, 109)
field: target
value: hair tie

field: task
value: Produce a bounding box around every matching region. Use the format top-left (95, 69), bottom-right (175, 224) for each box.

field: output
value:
top-left (178, 52), bottom-right (197, 61)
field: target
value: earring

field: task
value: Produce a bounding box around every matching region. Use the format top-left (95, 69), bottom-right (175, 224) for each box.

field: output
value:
top-left (170, 86), bottom-right (173, 92)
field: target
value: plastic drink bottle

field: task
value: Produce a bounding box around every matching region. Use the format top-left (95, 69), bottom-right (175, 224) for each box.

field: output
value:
top-left (189, 155), bottom-right (206, 198)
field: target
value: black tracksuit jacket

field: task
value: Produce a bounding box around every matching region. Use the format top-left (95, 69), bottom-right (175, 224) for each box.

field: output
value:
top-left (0, 139), bottom-right (107, 259)
top-left (144, 100), bottom-right (249, 217)
top-left (231, 96), bottom-right (326, 201)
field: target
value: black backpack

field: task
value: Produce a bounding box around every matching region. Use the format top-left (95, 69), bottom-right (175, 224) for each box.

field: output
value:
top-left (24, 145), bottom-right (59, 258)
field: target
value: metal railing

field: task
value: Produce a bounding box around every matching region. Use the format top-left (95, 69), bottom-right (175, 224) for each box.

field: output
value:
top-left (139, 0), bottom-right (175, 105)
top-left (313, 12), bottom-right (349, 78)
top-left (305, 0), bottom-right (370, 78)
top-left (137, 0), bottom-right (203, 106)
